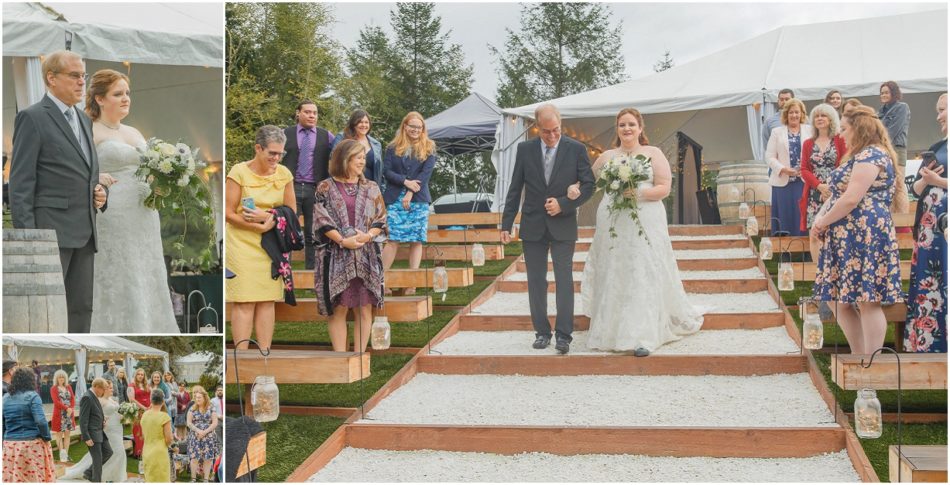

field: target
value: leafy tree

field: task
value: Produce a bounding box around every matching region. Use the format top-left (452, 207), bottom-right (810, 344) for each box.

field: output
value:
top-left (654, 49), bottom-right (675, 72)
top-left (491, 3), bottom-right (626, 107)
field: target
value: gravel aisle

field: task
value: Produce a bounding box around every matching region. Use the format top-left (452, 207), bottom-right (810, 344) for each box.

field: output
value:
top-left (504, 268), bottom-right (765, 281)
top-left (546, 247), bottom-right (755, 262)
top-left (472, 291), bottom-right (781, 315)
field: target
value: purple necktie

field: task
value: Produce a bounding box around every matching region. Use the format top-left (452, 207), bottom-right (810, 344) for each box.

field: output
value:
top-left (297, 128), bottom-right (314, 182)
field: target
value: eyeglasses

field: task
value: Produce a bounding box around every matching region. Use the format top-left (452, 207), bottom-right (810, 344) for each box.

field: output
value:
top-left (405, 124), bottom-right (423, 131)
top-left (266, 150), bottom-right (286, 159)
top-left (56, 71), bottom-right (89, 82)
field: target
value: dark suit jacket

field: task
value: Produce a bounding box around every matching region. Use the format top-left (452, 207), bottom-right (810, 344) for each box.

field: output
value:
top-left (501, 136), bottom-right (595, 241)
top-left (10, 95), bottom-right (101, 249)
top-left (78, 390), bottom-right (105, 443)
top-left (282, 125), bottom-right (331, 184)
top-left (382, 147), bottom-right (437, 205)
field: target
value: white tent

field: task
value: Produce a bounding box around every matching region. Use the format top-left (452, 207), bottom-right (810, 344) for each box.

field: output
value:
top-left (492, 10), bottom-right (948, 214)
top-left (2, 2), bottom-right (225, 235)
top-left (175, 351), bottom-right (218, 384)
top-left (3, 335), bottom-right (168, 396)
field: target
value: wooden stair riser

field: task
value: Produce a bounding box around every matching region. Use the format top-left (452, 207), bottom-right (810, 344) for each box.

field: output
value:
top-left (768, 232), bottom-right (915, 252)
top-left (831, 354), bottom-right (947, 390)
top-left (293, 244), bottom-right (506, 262)
top-left (888, 445), bottom-right (947, 483)
top-left (292, 268), bottom-right (473, 289)
top-left (416, 355), bottom-right (807, 376)
top-left (225, 297), bottom-right (431, 322)
top-left (225, 349), bottom-right (370, 384)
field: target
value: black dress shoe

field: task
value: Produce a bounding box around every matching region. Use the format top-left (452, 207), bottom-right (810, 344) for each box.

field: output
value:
top-left (633, 347), bottom-right (650, 357)
top-left (555, 339), bottom-right (570, 354)
top-left (532, 335), bottom-right (552, 349)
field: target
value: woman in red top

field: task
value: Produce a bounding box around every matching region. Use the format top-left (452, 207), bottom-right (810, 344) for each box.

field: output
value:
top-left (800, 103), bottom-right (847, 260)
top-left (49, 370), bottom-right (75, 463)
top-left (128, 368), bottom-right (151, 458)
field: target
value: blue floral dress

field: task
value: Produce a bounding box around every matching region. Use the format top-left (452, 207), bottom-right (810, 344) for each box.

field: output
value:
top-left (814, 146), bottom-right (904, 303)
top-left (186, 407), bottom-right (219, 461)
top-left (904, 141), bottom-right (947, 352)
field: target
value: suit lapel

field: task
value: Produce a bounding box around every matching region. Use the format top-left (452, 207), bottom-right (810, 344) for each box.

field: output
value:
top-left (42, 99), bottom-right (88, 166)
top-left (78, 112), bottom-right (94, 168)
top-left (532, 138), bottom-right (548, 187)
top-left (548, 139), bottom-right (567, 185)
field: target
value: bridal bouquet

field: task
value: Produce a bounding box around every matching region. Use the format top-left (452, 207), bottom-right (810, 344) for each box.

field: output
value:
top-left (136, 138), bottom-right (206, 210)
top-left (117, 402), bottom-right (139, 425)
top-left (595, 153), bottom-right (651, 238)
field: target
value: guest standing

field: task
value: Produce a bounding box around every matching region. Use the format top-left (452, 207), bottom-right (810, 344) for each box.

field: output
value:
top-left (282, 100), bottom-right (333, 270)
top-left (800, 103), bottom-right (847, 261)
top-left (380, 112), bottom-right (437, 295)
top-left (141, 389), bottom-right (173, 483)
top-left (226, 125), bottom-right (296, 351)
top-left (766, 98), bottom-right (812, 236)
top-left (813, 106), bottom-right (904, 355)
top-left (879, 81), bottom-right (912, 214)
top-left (186, 386), bottom-right (219, 483)
top-left (115, 367), bottom-right (129, 404)
top-left (762, 88), bottom-right (795, 149)
top-left (163, 371), bottom-right (178, 420)
top-left (313, 139), bottom-right (388, 352)
top-left (331, 109), bottom-right (385, 190)
top-left (905, 93), bottom-right (948, 353)
top-left (2, 367), bottom-right (55, 482)
top-left (843, 98), bottom-right (863, 117)
top-left (824, 90), bottom-right (843, 116)
top-left (2, 360), bottom-right (16, 396)
top-left (175, 382), bottom-right (192, 440)
top-left (49, 369), bottom-right (75, 463)
top-left (128, 368), bottom-right (150, 458)
top-left (101, 360), bottom-right (119, 393)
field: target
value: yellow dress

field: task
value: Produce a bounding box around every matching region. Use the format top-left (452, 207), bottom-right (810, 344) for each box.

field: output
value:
top-left (225, 162), bottom-right (294, 302)
top-left (141, 409), bottom-right (171, 482)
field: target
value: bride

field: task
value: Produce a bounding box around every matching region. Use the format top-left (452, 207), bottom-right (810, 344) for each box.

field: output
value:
top-left (61, 381), bottom-right (127, 482)
top-left (86, 69), bottom-right (178, 333)
top-left (579, 108), bottom-right (703, 356)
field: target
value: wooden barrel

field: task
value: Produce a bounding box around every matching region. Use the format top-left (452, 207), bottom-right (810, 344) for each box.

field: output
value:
top-left (716, 160), bottom-right (772, 225)
top-left (3, 229), bottom-right (68, 333)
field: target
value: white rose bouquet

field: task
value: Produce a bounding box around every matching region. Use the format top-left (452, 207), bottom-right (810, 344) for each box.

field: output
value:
top-left (595, 153), bottom-right (652, 238)
top-left (137, 138), bottom-right (205, 210)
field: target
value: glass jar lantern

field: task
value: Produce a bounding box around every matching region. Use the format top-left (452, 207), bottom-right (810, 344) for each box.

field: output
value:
top-left (738, 202), bottom-right (750, 219)
top-left (471, 243), bottom-right (486, 267)
top-left (803, 312), bottom-right (824, 350)
top-left (433, 265), bottom-right (448, 293)
top-left (745, 216), bottom-right (759, 236)
top-left (251, 375), bottom-right (279, 423)
top-left (778, 262), bottom-right (794, 291)
top-left (854, 388), bottom-right (883, 438)
top-left (371, 316), bottom-right (391, 350)
top-left (759, 237), bottom-right (773, 260)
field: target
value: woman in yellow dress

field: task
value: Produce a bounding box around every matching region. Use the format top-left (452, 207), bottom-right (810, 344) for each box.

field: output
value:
top-left (141, 389), bottom-right (173, 482)
top-left (226, 125), bottom-right (296, 350)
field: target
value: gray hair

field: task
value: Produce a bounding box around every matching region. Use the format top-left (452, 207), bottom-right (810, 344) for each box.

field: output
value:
top-left (255, 125), bottom-right (287, 148)
top-left (809, 103), bottom-right (840, 138)
top-left (53, 369), bottom-right (69, 386)
top-left (41, 50), bottom-right (83, 87)
top-left (534, 103), bottom-right (561, 123)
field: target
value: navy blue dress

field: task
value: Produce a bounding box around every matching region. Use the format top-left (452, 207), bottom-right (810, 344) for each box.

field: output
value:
top-left (771, 131), bottom-right (805, 236)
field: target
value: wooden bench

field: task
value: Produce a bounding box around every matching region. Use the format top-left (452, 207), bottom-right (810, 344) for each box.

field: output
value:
top-left (292, 268), bottom-right (473, 289)
top-left (227, 295), bottom-right (432, 322)
top-left (830, 353), bottom-right (947, 390)
top-left (292, 243), bottom-right (506, 262)
top-left (226, 349), bottom-right (370, 384)
top-left (889, 445), bottom-right (947, 482)
top-left (789, 261), bottom-right (911, 281)
top-left (769, 232), bottom-right (915, 252)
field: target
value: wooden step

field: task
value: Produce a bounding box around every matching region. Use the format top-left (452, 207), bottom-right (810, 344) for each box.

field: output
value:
top-left (225, 349), bottom-right (370, 384)
top-left (789, 261), bottom-right (911, 281)
top-left (517, 258), bottom-right (759, 272)
top-left (428, 229), bottom-right (512, 243)
top-left (820, 303), bottom-right (908, 323)
top-left (249, 296), bottom-right (431, 322)
top-left (292, 268), bottom-right (473, 289)
top-left (769, 232), bottom-right (915, 252)
top-left (830, 353), bottom-right (947, 390)
top-left (670, 239), bottom-right (749, 250)
top-left (458, 312), bottom-right (785, 331)
top-left (889, 445), bottom-right (947, 483)
top-left (427, 212), bottom-right (502, 226)
top-left (494, 278), bottom-right (767, 294)
top-left (293, 244), bottom-right (506, 262)
top-left (668, 225), bottom-right (744, 236)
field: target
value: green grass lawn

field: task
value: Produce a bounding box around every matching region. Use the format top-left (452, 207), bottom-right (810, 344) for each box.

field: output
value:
top-left (227, 413), bottom-right (345, 483)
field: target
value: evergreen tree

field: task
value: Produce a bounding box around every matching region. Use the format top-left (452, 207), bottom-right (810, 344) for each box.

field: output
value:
top-left (654, 49), bottom-right (675, 72)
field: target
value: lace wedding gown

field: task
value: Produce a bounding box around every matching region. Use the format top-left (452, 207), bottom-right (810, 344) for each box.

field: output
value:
top-left (581, 150), bottom-right (703, 352)
top-left (91, 140), bottom-right (178, 333)
top-left (61, 397), bottom-right (127, 482)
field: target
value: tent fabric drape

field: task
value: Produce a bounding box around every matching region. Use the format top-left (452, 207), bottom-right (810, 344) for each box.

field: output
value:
top-left (11, 57), bottom-right (44, 110)
top-left (75, 348), bottom-right (87, 397)
top-left (491, 115), bottom-right (527, 213)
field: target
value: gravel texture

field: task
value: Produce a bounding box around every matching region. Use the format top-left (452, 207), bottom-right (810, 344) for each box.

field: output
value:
top-left (432, 327), bottom-right (797, 355)
top-left (471, 291), bottom-right (781, 315)
top-left (505, 268), bottom-right (765, 281)
top-left (547, 247), bottom-right (755, 262)
top-left (359, 373), bottom-right (837, 427)
top-left (669, 234), bottom-right (747, 241)
top-left (310, 449), bottom-right (860, 482)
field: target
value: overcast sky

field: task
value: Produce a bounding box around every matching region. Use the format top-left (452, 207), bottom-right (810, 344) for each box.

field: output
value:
top-left (328, 2), bottom-right (945, 102)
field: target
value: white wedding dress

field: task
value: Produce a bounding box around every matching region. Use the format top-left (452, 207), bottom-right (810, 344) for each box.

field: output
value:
top-left (61, 397), bottom-right (127, 482)
top-left (91, 140), bottom-right (178, 333)
top-left (581, 150), bottom-right (703, 352)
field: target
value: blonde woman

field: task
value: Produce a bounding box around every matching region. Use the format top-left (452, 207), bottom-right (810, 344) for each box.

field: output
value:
top-left (186, 386), bottom-right (219, 482)
top-left (765, 98), bottom-right (813, 236)
top-left (49, 370), bottom-right (75, 462)
top-left (380, 112), bottom-right (437, 295)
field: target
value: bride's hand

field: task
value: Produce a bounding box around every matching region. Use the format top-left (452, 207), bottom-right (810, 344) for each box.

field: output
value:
top-left (566, 182), bottom-right (581, 200)
top-left (622, 188), bottom-right (641, 200)
top-left (99, 173), bottom-right (118, 188)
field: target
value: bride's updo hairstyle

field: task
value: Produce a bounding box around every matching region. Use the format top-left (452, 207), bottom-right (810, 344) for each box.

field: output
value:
top-left (614, 108), bottom-right (649, 147)
top-left (85, 69), bottom-right (129, 121)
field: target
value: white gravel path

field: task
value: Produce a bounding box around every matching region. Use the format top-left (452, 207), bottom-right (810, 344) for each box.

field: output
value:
top-left (472, 291), bottom-right (781, 315)
top-left (504, 268), bottom-right (765, 281)
top-left (548, 247), bottom-right (755, 262)
top-left (359, 373), bottom-right (837, 427)
top-left (669, 234), bottom-right (748, 241)
top-left (310, 449), bottom-right (860, 482)
top-left (432, 327), bottom-right (797, 355)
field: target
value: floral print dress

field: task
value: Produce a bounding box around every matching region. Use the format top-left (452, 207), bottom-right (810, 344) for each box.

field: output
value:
top-left (187, 407), bottom-right (219, 461)
top-left (904, 142), bottom-right (947, 352)
top-left (814, 146), bottom-right (904, 303)
top-left (56, 387), bottom-right (74, 431)
top-left (804, 142), bottom-right (838, 229)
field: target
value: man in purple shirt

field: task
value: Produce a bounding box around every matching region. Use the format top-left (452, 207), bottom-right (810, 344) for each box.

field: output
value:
top-left (282, 100), bottom-right (333, 269)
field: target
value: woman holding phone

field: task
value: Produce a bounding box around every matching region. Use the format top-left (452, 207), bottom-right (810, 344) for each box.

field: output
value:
top-left (225, 125), bottom-right (296, 350)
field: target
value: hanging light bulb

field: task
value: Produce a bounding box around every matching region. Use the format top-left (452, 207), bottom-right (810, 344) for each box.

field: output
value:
top-left (471, 243), bottom-right (486, 267)
top-left (738, 202), bottom-right (750, 219)
top-left (778, 262), bottom-right (795, 291)
top-left (759, 237), bottom-right (773, 260)
top-left (854, 389), bottom-right (883, 438)
top-left (371, 316), bottom-right (391, 350)
top-left (745, 216), bottom-right (759, 236)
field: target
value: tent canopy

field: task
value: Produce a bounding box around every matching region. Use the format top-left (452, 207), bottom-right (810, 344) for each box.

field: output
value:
top-left (427, 92), bottom-right (503, 156)
top-left (176, 351), bottom-right (215, 365)
top-left (3, 335), bottom-right (167, 366)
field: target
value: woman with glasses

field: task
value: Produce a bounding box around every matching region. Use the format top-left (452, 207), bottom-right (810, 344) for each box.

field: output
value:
top-left (380, 112), bottom-right (438, 296)
top-left (225, 125), bottom-right (296, 350)
top-left (331, 109), bottom-right (385, 190)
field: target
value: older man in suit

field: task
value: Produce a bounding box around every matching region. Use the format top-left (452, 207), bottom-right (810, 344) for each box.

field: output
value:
top-left (79, 378), bottom-right (113, 482)
top-left (501, 104), bottom-right (595, 354)
top-left (9, 50), bottom-right (108, 333)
